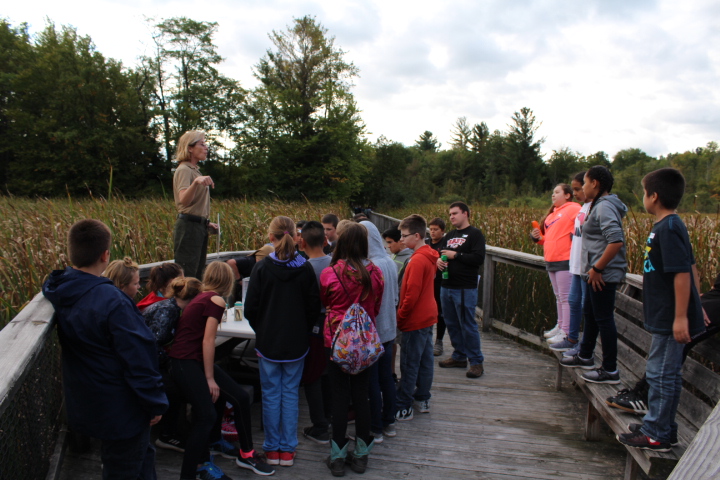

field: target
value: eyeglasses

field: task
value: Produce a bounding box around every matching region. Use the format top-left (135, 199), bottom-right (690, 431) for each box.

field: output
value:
top-left (400, 233), bottom-right (415, 239)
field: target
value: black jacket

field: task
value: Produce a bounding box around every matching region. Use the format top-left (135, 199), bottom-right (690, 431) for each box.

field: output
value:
top-left (244, 255), bottom-right (322, 361)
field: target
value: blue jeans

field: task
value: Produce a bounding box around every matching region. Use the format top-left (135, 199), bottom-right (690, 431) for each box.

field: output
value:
top-left (370, 340), bottom-right (396, 433)
top-left (567, 274), bottom-right (586, 342)
top-left (578, 282), bottom-right (618, 372)
top-left (259, 357), bottom-right (304, 452)
top-left (441, 287), bottom-right (483, 365)
top-left (100, 427), bottom-right (155, 480)
top-left (641, 333), bottom-right (684, 443)
top-left (397, 326), bottom-right (434, 409)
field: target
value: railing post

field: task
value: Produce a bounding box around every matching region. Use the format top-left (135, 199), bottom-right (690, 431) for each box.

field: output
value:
top-left (481, 255), bottom-right (495, 332)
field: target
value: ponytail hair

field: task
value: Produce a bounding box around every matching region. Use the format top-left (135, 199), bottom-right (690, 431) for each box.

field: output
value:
top-left (147, 262), bottom-right (184, 294)
top-left (586, 165), bottom-right (614, 213)
top-left (269, 216), bottom-right (297, 261)
top-left (104, 256), bottom-right (139, 290)
top-left (539, 184), bottom-right (572, 234)
top-left (169, 276), bottom-right (202, 301)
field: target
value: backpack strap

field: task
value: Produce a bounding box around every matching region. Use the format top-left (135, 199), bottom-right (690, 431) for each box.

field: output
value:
top-left (333, 264), bottom-right (364, 304)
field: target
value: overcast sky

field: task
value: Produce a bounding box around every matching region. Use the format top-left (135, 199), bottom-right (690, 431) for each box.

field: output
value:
top-left (5, 0), bottom-right (719, 159)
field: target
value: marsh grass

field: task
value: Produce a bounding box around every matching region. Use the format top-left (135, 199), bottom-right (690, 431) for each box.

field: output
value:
top-left (0, 197), bottom-right (345, 326)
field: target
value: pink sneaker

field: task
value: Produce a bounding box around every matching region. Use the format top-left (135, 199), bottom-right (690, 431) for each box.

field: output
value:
top-left (279, 451), bottom-right (295, 466)
top-left (221, 419), bottom-right (238, 442)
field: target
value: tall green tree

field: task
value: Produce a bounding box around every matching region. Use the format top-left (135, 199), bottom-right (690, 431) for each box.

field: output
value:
top-left (415, 131), bottom-right (441, 152)
top-left (505, 107), bottom-right (547, 193)
top-left (449, 117), bottom-right (471, 150)
top-left (239, 15), bottom-right (368, 200)
top-left (141, 17), bottom-right (245, 162)
top-left (4, 22), bottom-right (162, 197)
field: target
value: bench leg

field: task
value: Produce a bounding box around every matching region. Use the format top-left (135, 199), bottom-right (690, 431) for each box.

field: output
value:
top-left (624, 452), bottom-right (639, 480)
top-left (556, 361), bottom-right (563, 391)
top-left (584, 401), bottom-right (601, 441)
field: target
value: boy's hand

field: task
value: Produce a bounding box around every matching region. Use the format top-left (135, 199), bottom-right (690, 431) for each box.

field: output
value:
top-left (440, 249), bottom-right (457, 260)
top-left (673, 316), bottom-right (691, 344)
top-left (587, 268), bottom-right (605, 291)
top-left (150, 415), bottom-right (162, 426)
top-left (437, 257), bottom-right (448, 271)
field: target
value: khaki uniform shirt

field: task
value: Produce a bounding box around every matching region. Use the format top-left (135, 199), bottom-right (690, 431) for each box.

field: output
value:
top-left (173, 162), bottom-right (210, 217)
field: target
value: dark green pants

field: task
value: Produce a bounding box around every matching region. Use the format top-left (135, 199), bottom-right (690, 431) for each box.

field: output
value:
top-left (173, 218), bottom-right (208, 279)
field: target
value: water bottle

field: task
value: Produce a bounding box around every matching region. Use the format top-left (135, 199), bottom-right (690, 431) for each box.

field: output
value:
top-left (234, 301), bottom-right (243, 321)
top-left (441, 255), bottom-right (449, 280)
top-left (532, 221), bottom-right (544, 240)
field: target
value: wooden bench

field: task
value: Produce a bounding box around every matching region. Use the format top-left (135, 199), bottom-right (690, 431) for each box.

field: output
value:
top-left (553, 273), bottom-right (720, 479)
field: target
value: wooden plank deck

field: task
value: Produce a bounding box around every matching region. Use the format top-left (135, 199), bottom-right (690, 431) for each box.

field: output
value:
top-left (59, 331), bottom-right (627, 479)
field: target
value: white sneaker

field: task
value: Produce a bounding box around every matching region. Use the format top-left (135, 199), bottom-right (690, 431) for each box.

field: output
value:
top-left (416, 399), bottom-right (430, 413)
top-left (547, 333), bottom-right (566, 344)
top-left (543, 324), bottom-right (561, 338)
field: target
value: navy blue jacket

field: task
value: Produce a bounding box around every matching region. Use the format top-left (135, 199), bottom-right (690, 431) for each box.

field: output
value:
top-left (43, 267), bottom-right (168, 440)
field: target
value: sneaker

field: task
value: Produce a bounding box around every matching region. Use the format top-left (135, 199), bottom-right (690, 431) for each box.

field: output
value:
top-left (559, 354), bottom-right (595, 369)
top-left (155, 434), bottom-right (185, 453)
top-left (265, 451), bottom-right (280, 466)
top-left (628, 423), bottom-right (678, 446)
top-left (383, 423), bottom-right (397, 437)
top-left (582, 368), bottom-right (620, 384)
top-left (196, 461), bottom-right (232, 480)
top-left (209, 439), bottom-right (238, 459)
top-left (466, 364), bottom-right (484, 378)
top-left (279, 451), bottom-right (295, 467)
top-left (221, 419), bottom-right (238, 443)
top-left (617, 431), bottom-right (671, 452)
top-left (549, 338), bottom-right (577, 352)
top-left (396, 407), bottom-right (414, 421)
top-left (606, 381), bottom-right (649, 415)
top-left (371, 431), bottom-right (384, 444)
top-left (563, 343), bottom-right (581, 357)
top-left (546, 332), bottom-right (566, 344)
top-left (416, 399), bottom-right (430, 413)
top-left (439, 357), bottom-right (468, 368)
top-left (433, 339), bottom-right (444, 356)
top-left (235, 451), bottom-right (275, 476)
top-left (544, 324), bottom-right (561, 338)
top-left (303, 426), bottom-right (330, 444)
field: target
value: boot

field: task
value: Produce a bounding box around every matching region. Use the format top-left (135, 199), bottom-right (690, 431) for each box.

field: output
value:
top-left (326, 440), bottom-right (348, 477)
top-left (346, 437), bottom-right (375, 474)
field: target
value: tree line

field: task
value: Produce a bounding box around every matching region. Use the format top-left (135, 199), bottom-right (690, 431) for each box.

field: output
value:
top-left (1, 16), bottom-right (718, 211)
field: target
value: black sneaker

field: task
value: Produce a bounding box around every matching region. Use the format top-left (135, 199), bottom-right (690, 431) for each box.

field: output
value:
top-left (606, 380), bottom-right (649, 414)
top-left (617, 430), bottom-right (671, 452)
top-left (395, 406), bottom-right (414, 422)
top-left (559, 354), bottom-right (595, 369)
top-left (155, 433), bottom-right (185, 453)
top-left (628, 423), bottom-right (678, 446)
top-left (235, 452), bottom-right (275, 476)
top-left (303, 426), bottom-right (330, 444)
top-left (581, 368), bottom-right (620, 384)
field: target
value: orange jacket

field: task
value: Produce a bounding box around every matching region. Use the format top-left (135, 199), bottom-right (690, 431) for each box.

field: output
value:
top-left (536, 202), bottom-right (581, 263)
top-left (397, 245), bottom-right (439, 332)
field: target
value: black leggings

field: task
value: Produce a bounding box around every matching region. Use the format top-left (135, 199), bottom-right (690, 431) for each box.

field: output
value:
top-left (327, 350), bottom-right (371, 447)
top-left (171, 358), bottom-right (253, 479)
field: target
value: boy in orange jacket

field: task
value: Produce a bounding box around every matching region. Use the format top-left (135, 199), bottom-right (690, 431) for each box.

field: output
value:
top-left (395, 214), bottom-right (439, 421)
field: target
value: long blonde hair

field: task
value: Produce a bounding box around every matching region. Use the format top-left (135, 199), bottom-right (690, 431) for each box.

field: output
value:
top-left (268, 216), bottom-right (297, 261)
top-left (104, 257), bottom-right (139, 290)
top-left (202, 262), bottom-right (234, 298)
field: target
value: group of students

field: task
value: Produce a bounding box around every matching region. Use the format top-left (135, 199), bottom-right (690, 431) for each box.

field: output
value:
top-left (531, 165), bottom-right (715, 452)
top-left (43, 209), bottom-right (458, 480)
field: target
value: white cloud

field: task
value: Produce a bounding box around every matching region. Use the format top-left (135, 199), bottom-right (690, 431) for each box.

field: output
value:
top-left (3, 0), bottom-right (718, 159)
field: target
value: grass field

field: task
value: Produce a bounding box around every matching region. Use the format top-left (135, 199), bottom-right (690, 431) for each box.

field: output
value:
top-left (1, 198), bottom-right (718, 328)
top-left (0, 197), bottom-right (346, 326)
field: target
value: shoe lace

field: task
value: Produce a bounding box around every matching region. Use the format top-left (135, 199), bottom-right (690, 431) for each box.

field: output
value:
top-left (200, 462), bottom-right (225, 480)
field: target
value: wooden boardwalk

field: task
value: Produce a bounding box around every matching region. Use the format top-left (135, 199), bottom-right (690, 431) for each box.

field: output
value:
top-left (59, 331), bottom-right (627, 479)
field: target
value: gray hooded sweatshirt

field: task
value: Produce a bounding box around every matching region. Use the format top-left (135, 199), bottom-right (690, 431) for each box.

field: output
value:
top-left (581, 194), bottom-right (628, 284)
top-left (361, 221), bottom-right (399, 343)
